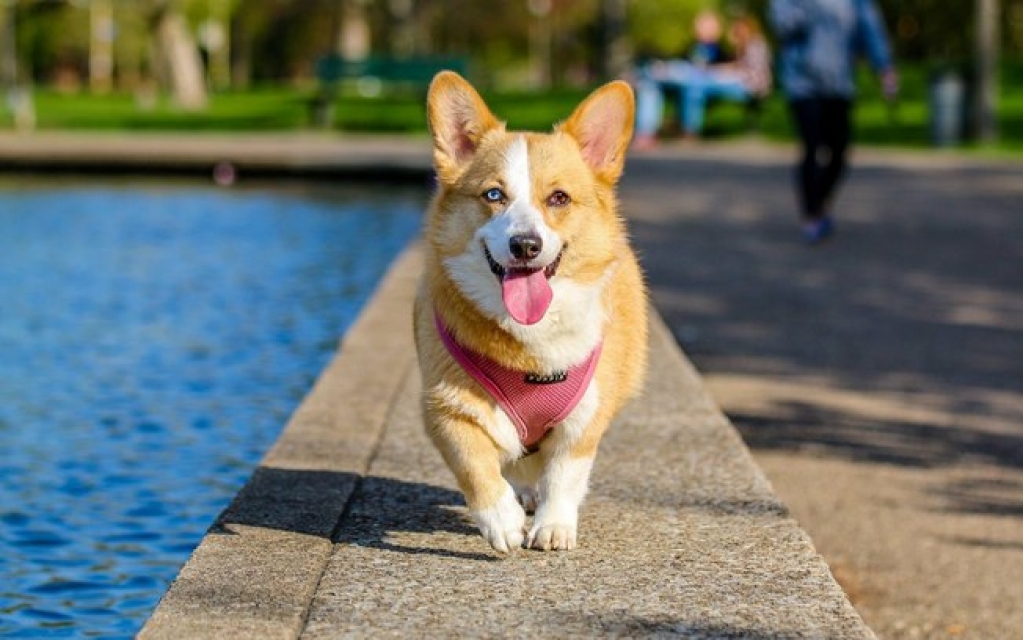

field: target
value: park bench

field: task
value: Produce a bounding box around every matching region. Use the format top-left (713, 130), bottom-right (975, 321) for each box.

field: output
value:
top-left (658, 84), bottom-right (765, 137)
top-left (309, 54), bottom-right (468, 128)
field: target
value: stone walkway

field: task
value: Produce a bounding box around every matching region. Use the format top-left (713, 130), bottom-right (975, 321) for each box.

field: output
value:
top-left (622, 141), bottom-right (1023, 639)
top-left (5, 132), bottom-right (1018, 637)
top-left (139, 244), bottom-right (870, 639)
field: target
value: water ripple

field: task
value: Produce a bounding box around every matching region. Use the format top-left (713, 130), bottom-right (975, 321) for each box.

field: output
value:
top-left (0, 180), bottom-right (423, 637)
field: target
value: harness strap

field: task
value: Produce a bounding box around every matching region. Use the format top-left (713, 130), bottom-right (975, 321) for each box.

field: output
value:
top-left (434, 313), bottom-right (601, 448)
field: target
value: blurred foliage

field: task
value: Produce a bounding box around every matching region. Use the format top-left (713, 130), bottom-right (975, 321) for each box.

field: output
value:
top-left (876, 0), bottom-right (980, 65)
top-left (2, 59), bottom-right (1022, 153)
top-left (627, 0), bottom-right (722, 59)
top-left (6, 0), bottom-right (1023, 92)
top-left (229, 0), bottom-right (336, 83)
top-left (15, 3), bottom-right (89, 86)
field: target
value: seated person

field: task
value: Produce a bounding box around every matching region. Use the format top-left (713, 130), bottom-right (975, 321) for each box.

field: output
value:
top-left (686, 9), bottom-right (729, 67)
top-left (633, 14), bottom-right (772, 147)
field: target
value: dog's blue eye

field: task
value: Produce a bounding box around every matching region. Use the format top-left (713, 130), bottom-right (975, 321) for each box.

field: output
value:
top-left (483, 188), bottom-right (505, 203)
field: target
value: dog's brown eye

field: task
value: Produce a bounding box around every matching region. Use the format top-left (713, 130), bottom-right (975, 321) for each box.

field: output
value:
top-left (547, 190), bottom-right (571, 207)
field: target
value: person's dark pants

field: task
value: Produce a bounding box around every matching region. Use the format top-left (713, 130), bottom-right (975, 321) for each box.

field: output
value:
top-left (789, 97), bottom-right (852, 220)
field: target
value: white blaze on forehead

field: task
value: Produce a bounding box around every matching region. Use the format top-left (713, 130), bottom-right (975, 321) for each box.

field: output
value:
top-left (500, 135), bottom-right (539, 237)
top-left (504, 135), bottom-right (532, 207)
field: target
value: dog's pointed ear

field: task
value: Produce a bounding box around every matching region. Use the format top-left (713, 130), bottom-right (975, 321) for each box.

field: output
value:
top-left (427, 71), bottom-right (502, 180)
top-left (560, 81), bottom-right (634, 183)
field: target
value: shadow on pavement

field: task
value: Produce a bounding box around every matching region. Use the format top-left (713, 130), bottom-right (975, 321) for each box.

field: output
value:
top-left (210, 466), bottom-right (487, 559)
top-left (932, 476), bottom-right (1023, 518)
top-left (566, 613), bottom-right (791, 639)
top-left (332, 474), bottom-right (494, 562)
top-left (623, 155), bottom-right (1023, 478)
top-left (729, 403), bottom-right (1023, 470)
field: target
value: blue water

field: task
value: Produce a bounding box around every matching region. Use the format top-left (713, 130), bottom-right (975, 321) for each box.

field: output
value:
top-left (0, 180), bottom-right (423, 637)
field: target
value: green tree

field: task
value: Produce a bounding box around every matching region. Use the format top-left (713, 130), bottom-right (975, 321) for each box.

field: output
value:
top-left (627, 0), bottom-right (723, 60)
top-left (230, 0), bottom-right (336, 85)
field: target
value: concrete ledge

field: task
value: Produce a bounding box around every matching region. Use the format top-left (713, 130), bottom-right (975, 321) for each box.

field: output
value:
top-left (0, 132), bottom-right (433, 180)
top-left (3, 133), bottom-right (1014, 183)
top-left (140, 241), bottom-right (873, 638)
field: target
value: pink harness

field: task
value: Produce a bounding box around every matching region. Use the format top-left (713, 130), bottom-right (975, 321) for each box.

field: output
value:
top-left (435, 314), bottom-right (601, 449)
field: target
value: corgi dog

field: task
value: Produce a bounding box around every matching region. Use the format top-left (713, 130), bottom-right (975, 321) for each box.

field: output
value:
top-left (413, 72), bottom-right (648, 553)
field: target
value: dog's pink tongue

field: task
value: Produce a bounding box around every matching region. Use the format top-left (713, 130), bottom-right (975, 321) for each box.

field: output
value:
top-left (501, 270), bottom-right (552, 325)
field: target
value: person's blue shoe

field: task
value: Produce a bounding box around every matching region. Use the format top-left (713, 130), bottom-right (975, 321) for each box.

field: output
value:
top-left (802, 216), bottom-right (834, 244)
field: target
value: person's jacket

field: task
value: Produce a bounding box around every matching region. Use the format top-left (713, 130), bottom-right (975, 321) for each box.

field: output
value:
top-left (769, 0), bottom-right (893, 99)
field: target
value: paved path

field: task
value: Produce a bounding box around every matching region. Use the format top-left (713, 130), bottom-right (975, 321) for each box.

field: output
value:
top-left (140, 244), bottom-right (870, 639)
top-left (6, 132), bottom-right (1018, 637)
top-left (622, 141), bottom-right (1023, 639)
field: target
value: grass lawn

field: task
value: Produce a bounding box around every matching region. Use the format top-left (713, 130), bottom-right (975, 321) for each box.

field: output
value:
top-left (0, 85), bottom-right (598, 134)
top-left (702, 61), bottom-right (1023, 154)
top-left (1, 61), bottom-right (1020, 154)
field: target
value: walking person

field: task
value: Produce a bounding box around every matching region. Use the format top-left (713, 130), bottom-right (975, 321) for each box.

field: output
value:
top-left (769, 0), bottom-right (898, 243)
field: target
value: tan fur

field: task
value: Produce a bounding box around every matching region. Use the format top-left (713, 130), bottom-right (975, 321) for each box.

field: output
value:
top-left (413, 71), bottom-right (648, 552)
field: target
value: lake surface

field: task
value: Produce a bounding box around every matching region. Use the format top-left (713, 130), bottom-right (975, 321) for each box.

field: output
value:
top-left (0, 180), bottom-right (423, 637)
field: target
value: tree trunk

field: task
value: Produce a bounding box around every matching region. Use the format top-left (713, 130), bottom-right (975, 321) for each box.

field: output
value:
top-left (973, 0), bottom-right (999, 142)
top-left (90, 0), bottom-right (115, 94)
top-left (151, 4), bottom-right (207, 110)
top-left (597, 0), bottom-right (629, 82)
top-left (338, 0), bottom-right (370, 60)
top-left (1, 3), bottom-right (16, 89)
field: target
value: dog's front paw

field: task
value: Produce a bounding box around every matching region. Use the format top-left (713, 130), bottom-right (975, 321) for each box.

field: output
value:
top-left (472, 487), bottom-right (526, 554)
top-left (526, 521), bottom-right (577, 551)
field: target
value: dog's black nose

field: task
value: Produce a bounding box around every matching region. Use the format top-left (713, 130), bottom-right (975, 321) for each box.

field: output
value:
top-left (509, 234), bottom-right (543, 260)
